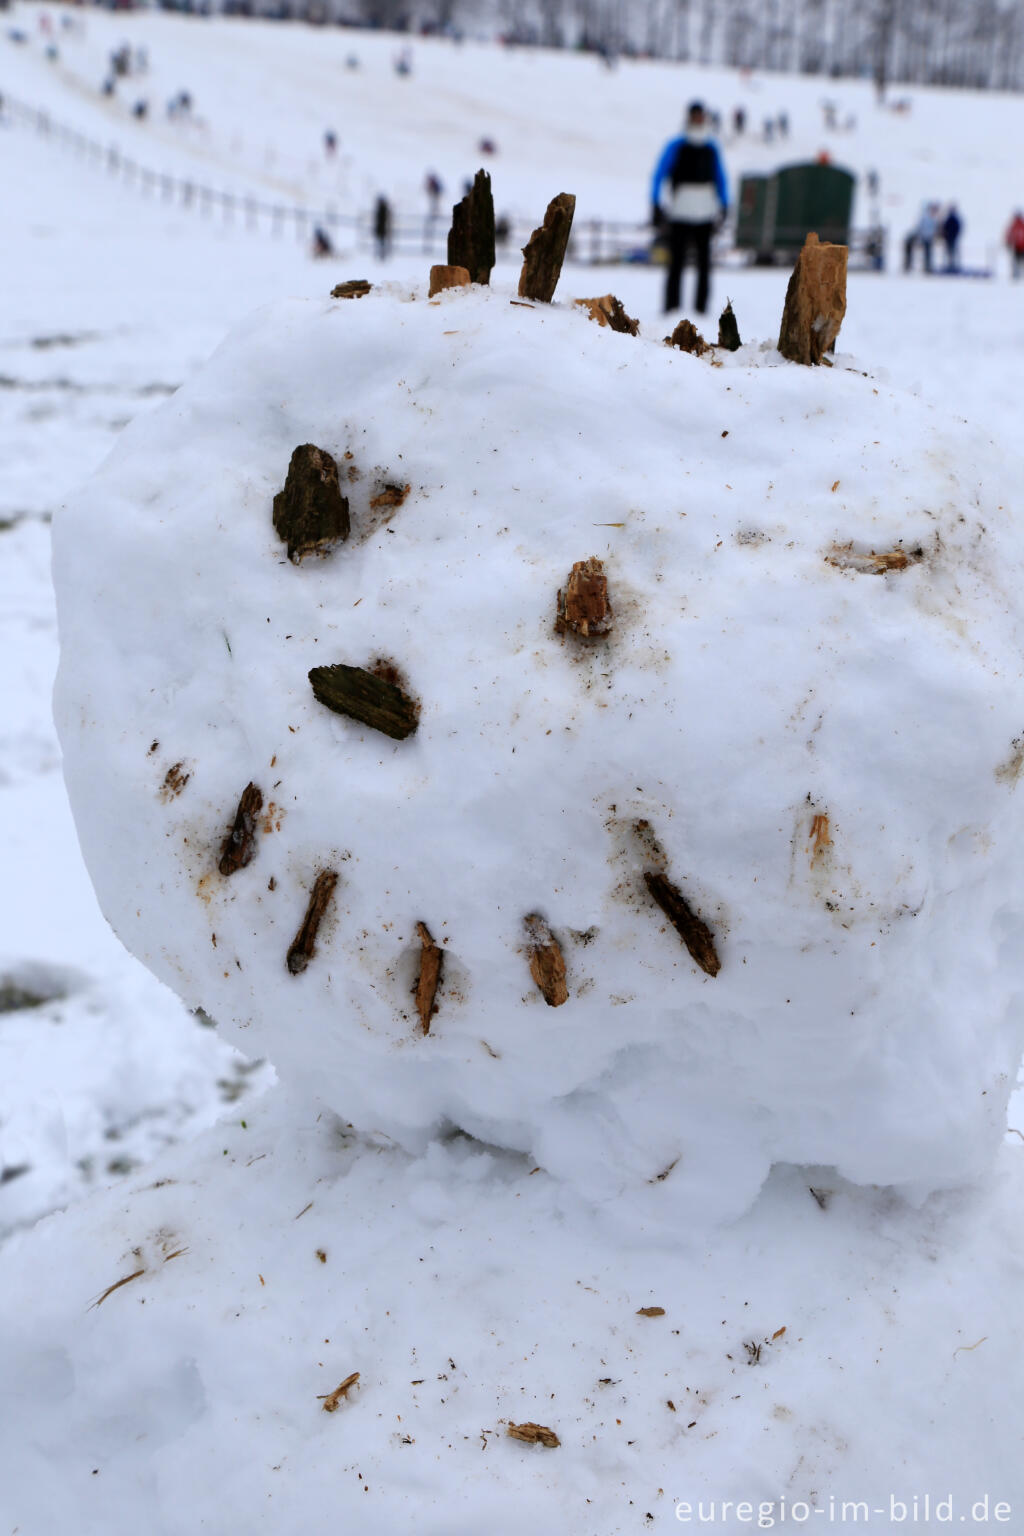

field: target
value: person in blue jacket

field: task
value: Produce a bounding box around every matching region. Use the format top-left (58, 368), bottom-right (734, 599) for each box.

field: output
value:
top-left (651, 101), bottom-right (729, 315)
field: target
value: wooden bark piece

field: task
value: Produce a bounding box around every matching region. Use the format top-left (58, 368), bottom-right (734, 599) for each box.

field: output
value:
top-left (574, 293), bottom-right (639, 335)
top-left (826, 542), bottom-right (921, 574)
top-left (330, 280), bottom-right (372, 299)
top-left (321, 1372), bottom-right (360, 1412)
top-left (555, 557), bottom-right (611, 638)
top-left (643, 871), bottom-right (720, 977)
top-left (718, 300), bottom-right (741, 351)
top-left (309, 663), bottom-right (420, 741)
top-left (286, 870), bottom-right (338, 975)
top-left (518, 193), bottom-right (576, 303)
top-left (524, 913), bottom-right (568, 1007)
top-left (413, 921), bottom-right (443, 1033)
top-left (428, 264), bottom-right (471, 297)
top-left (218, 781), bottom-right (263, 875)
top-left (666, 318), bottom-right (707, 355)
top-left (273, 444), bottom-right (350, 563)
top-left (447, 170), bottom-right (495, 285)
top-left (778, 232), bottom-right (848, 365)
top-left (507, 1422), bottom-right (560, 1447)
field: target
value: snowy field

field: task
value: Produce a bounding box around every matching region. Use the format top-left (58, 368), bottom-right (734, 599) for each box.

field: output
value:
top-left (3, 6), bottom-right (1024, 1531)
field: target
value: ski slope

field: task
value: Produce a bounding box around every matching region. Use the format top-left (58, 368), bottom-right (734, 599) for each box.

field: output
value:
top-left (7, 0), bottom-right (1024, 260)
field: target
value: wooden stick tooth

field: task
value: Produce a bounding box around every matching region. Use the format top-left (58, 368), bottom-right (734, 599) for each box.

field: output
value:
top-left (518, 193), bottom-right (576, 303)
top-left (413, 921), bottom-right (443, 1033)
top-left (524, 913), bottom-right (568, 1006)
top-left (643, 871), bottom-right (720, 977)
top-left (287, 870), bottom-right (338, 976)
top-left (218, 781), bottom-right (263, 875)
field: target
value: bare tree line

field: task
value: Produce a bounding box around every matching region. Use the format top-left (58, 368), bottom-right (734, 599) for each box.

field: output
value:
top-left (352, 0), bottom-right (1024, 91)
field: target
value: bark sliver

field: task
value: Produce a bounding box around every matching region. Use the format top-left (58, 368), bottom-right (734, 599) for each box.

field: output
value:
top-left (413, 921), bottom-right (443, 1033)
top-left (309, 662), bottom-right (420, 741)
top-left (218, 781), bottom-right (263, 875)
top-left (287, 870), bottom-right (338, 975)
top-left (273, 444), bottom-right (350, 563)
top-left (519, 193), bottom-right (576, 303)
top-left (644, 871), bottom-right (720, 977)
top-left (778, 232), bottom-right (848, 365)
top-left (507, 1422), bottom-right (560, 1447)
top-left (574, 293), bottom-right (639, 335)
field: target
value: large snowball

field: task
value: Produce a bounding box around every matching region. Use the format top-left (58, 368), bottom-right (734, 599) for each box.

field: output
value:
top-left (53, 286), bottom-right (1024, 1226)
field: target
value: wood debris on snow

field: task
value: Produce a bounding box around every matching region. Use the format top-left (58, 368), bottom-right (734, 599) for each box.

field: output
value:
top-left (218, 782), bottom-right (263, 876)
top-left (507, 1421), bottom-right (560, 1447)
top-left (320, 1372), bottom-right (360, 1412)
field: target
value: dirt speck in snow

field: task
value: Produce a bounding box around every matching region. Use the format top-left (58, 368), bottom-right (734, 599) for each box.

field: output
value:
top-left (159, 763), bottom-right (191, 801)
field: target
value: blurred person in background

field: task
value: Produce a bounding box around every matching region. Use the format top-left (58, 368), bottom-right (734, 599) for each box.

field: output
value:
top-left (903, 202), bottom-right (939, 273)
top-left (424, 170), bottom-right (444, 218)
top-left (312, 226), bottom-right (333, 258)
top-left (1006, 211), bottom-right (1024, 278)
top-left (374, 195), bottom-right (392, 260)
top-left (941, 203), bottom-right (962, 271)
top-left (650, 100), bottom-right (729, 316)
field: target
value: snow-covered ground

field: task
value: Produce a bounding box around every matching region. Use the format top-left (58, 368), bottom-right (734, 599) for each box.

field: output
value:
top-left (3, 6), bottom-right (1024, 1529)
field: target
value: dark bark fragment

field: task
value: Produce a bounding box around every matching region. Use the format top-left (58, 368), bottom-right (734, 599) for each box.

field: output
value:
top-left (309, 663), bottom-right (420, 741)
top-left (330, 280), bottom-right (372, 299)
top-left (643, 871), bottom-right (720, 977)
top-left (273, 444), bottom-right (350, 563)
top-left (286, 870), bottom-right (338, 975)
top-left (665, 318), bottom-right (707, 355)
top-left (718, 299), bottom-right (741, 350)
top-left (518, 193), bottom-right (576, 303)
top-left (218, 781), bottom-right (263, 875)
top-left (447, 170), bottom-right (496, 285)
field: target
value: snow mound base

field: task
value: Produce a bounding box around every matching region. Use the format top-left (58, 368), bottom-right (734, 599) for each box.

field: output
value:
top-left (53, 284), bottom-right (1024, 1225)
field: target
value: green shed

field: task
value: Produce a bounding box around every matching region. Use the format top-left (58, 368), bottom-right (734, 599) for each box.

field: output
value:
top-left (735, 163), bottom-right (855, 262)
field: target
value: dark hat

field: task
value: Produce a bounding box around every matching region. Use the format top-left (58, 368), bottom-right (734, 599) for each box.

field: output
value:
top-left (687, 99), bottom-right (706, 117)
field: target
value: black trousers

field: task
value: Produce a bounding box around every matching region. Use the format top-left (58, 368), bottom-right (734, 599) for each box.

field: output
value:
top-left (665, 220), bottom-right (713, 314)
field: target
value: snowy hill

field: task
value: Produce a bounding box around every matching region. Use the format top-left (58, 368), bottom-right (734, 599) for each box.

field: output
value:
top-left (7, 1), bottom-right (1024, 263)
top-left (3, 5), bottom-right (1024, 1530)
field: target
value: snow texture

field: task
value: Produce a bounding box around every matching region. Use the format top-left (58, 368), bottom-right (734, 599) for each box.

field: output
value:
top-left (53, 285), bottom-right (1024, 1227)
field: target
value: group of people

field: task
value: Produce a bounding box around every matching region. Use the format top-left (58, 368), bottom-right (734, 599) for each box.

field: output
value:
top-left (903, 202), bottom-right (963, 272)
top-left (903, 204), bottom-right (1024, 278)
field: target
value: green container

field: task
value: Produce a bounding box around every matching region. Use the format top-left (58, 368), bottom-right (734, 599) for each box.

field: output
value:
top-left (735, 163), bottom-right (854, 260)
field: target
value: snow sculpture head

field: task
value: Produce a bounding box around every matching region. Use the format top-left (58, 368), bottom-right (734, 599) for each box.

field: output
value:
top-left (53, 286), bottom-right (1024, 1228)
